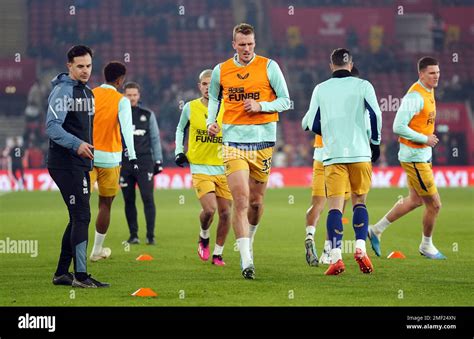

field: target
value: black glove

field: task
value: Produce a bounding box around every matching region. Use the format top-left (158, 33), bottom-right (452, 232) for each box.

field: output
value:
top-left (154, 161), bottom-right (163, 175)
top-left (130, 159), bottom-right (140, 175)
top-left (175, 153), bottom-right (188, 167)
top-left (370, 143), bottom-right (380, 163)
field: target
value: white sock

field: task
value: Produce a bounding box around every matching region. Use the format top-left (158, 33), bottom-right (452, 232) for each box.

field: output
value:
top-left (421, 234), bottom-right (438, 254)
top-left (249, 224), bottom-right (259, 243)
top-left (213, 244), bottom-right (224, 256)
top-left (330, 248), bottom-right (342, 264)
top-left (200, 228), bottom-right (210, 239)
top-left (237, 237), bottom-right (252, 268)
top-left (421, 235), bottom-right (433, 247)
top-left (355, 239), bottom-right (367, 253)
top-left (324, 240), bottom-right (332, 252)
top-left (92, 231), bottom-right (106, 255)
top-left (420, 234), bottom-right (438, 255)
top-left (305, 226), bottom-right (316, 240)
top-left (373, 216), bottom-right (391, 235)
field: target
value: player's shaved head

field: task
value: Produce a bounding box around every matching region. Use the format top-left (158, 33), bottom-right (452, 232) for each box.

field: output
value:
top-left (331, 48), bottom-right (352, 66)
top-left (199, 69), bottom-right (212, 82)
top-left (233, 23), bottom-right (255, 40)
top-left (104, 61), bottom-right (127, 83)
top-left (418, 57), bottom-right (439, 72)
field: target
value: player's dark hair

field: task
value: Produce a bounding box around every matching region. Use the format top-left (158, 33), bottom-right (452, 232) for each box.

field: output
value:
top-left (67, 45), bottom-right (93, 63)
top-left (330, 48), bottom-right (352, 66)
top-left (418, 57), bottom-right (439, 72)
top-left (351, 65), bottom-right (360, 77)
top-left (123, 81), bottom-right (141, 92)
top-left (233, 23), bottom-right (255, 40)
top-left (104, 61), bottom-right (127, 83)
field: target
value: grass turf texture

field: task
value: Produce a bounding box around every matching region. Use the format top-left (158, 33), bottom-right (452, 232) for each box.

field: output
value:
top-left (0, 187), bottom-right (473, 306)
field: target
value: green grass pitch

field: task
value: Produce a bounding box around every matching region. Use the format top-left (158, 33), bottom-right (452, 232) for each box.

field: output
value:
top-left (0, 187), bottom-right (473, 306)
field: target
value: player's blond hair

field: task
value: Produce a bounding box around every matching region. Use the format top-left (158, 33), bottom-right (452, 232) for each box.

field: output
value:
top-left (199, 69), bottom-right (213, 82)
top-left (233, 23), bottom-right (255, 40)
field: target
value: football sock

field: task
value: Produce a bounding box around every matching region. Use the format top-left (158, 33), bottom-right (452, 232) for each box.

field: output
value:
top-left (420, 235), bottom-right (438, 254)
top-left (355, 239), bottom-right (367, 253)
top-left (249, 224), bottom-right (259, 243)
top-left (305, 225), bottom-right (316, 240)
top-left (324, 240), bottom-right (332, 252)
top-left (200, 228), bottom-right (210, 239)
top-left (74, 272), bottom-right (88, 281)
top-left (353, 204), bottom-right (369, 241)
top-left (213, 244), bottom-right (224, 256)
top-left (330, 248), bottom-right (342, 264)
top-left (92, 231), bottom-right (106, 256)
top-left (373, 216), bottom-right (391, 235)
top-left (237, 237), bottom-right (252, 268)
top-left (327, 209), bottom-right (343, 250)
top-left (422, 234), bottom-right (433, 247)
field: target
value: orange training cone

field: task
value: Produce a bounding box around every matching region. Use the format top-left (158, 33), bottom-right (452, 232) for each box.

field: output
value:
top-left (342, 217), bottom-right (349, 225)
top-left (387, 251), bottom-right (406, 259)
top-left (131, 288), bottom-right (158, 297)
top-left (136, 254), bottom-right (153, 261)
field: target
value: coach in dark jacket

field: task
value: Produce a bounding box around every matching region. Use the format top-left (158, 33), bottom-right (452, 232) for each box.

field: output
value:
top-left (46, 45), bottom-right (108, 288)
top-left (120, 82), bottom-right (163, 245)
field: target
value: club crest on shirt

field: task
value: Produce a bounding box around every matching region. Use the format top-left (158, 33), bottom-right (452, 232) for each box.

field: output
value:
top-left (140, 115), bottom-right (147, 122)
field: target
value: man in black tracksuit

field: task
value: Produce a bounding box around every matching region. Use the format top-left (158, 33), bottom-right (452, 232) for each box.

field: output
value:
top-left (46, 45), bottom-right (108, 288)
top-left (8, 137), bottom-right (25, 190)
top-left (120, 82), bottom-right (163, 245)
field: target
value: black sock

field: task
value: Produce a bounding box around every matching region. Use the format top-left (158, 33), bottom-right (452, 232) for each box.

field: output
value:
top-left (75, 272), bottom-right (88, 281)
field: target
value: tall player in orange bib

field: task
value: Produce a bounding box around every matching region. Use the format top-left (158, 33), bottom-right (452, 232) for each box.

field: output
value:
top-left (368, 57), bottom-right (446, 260)
top-left (207, 23), bottom-right (290, 279)
top-left (89, 62), bottom-right (137, 262)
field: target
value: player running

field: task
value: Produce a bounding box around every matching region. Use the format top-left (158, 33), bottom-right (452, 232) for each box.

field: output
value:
top-left (305, 135), bottom-right (351, 266)
top-left (304, 67), bottom-right (360, 267)
top-left (89, 61), bottom-right (137, 262)
top-left (368, 57), bottom-right (446, 260)
top-left (207, 23), bottom-right (290, 279)
top-left (302, 48), bottom-right (382, 276)
top-left (175, 69), bottom-right (232, 266)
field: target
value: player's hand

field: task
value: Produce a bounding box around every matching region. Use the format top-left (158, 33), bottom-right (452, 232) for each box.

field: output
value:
top-left (77, 142), bottom-right (94, 159)
top-left (154, 161), bottom-right (163, 175)
top-left (370, 143), bottom-right (380, 163)
top-left (243, 99), bottom-right (262, 113)
top-left (207, 123), bottom-right (220, 137)
top-left (130, 159), bottom-right (140, 175)
top-left (426, 134), bottom-right (439, 147)
top-left (175, 153), bottom-right (188, 167)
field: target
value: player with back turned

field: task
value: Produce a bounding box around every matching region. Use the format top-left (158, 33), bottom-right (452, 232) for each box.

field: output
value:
top-left (302, 48), bottom-right (382, 276)
top-left (89, 62), bottom-right (138, 261)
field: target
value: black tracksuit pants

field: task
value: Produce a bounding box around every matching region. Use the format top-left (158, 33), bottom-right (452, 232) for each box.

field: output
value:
top-left (48, 168), bottom-right (91, 277)
top-left (120, 160), bottom-right (155, 240)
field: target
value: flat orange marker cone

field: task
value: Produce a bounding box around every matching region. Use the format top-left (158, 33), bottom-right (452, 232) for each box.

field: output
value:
top-left (131, 288), bottom-right (157, 297)
top-left (342, 217), bottom-right (349, 225)
top-left (136, 254), bottom-right (153, 261)
top-left (387, 251), bottom-right (406, 259)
